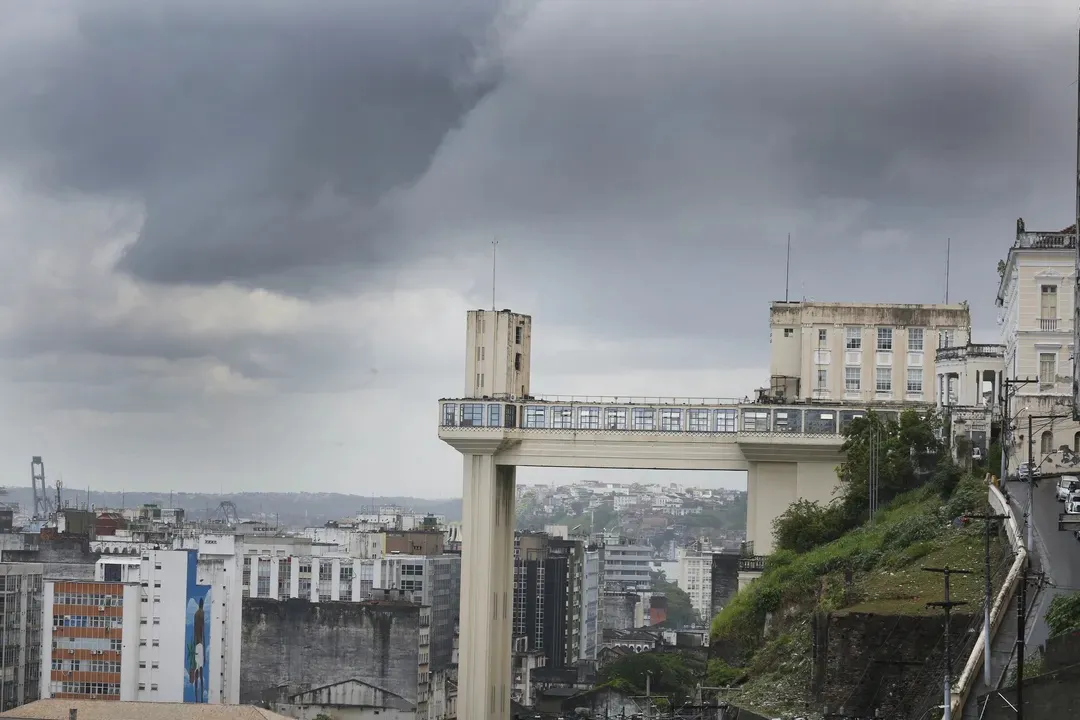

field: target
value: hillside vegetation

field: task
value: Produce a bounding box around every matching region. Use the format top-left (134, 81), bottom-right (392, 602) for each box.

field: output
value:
top-left (709, 410), bottom-right (1011, 718)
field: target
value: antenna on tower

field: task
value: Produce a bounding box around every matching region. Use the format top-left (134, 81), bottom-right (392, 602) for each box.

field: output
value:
top-left (945, 237), bottom-right (951, 304)
top-left (491, 238), bottom-right (498, 311)
top-left (784, 233), bottom-right (791, 302)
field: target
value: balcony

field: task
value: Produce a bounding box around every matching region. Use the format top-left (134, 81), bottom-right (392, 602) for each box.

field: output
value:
top-left (1015, 227), bottom-right (1077, 250)
top-left (1040, 318), bottom-right (1059, 332)
top-left (935, 343), bottom-right (1006, 362)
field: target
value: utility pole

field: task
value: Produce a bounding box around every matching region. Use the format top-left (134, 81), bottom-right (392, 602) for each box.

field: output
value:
top-left (999, 378), bottom-right (1037, 483)
top-left (1024, 412), bottom-right (1070, 551)
top-left (924, 566), bottom-right (973, 720)
top-left (966, 511), bottom-right (1008, 685)
top-left (1016, 561), bottom-right (1028, 720)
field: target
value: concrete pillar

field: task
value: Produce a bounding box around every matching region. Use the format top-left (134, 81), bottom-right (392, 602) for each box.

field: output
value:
top-left (459, 453), bottom-right (516, 720)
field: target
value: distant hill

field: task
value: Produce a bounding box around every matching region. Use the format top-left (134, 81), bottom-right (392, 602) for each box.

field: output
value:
top-left (0, 487), bottom-right (462, 527)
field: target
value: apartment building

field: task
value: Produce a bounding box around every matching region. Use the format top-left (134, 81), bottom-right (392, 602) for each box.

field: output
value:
top-left (42, 548), bottom-right (240, 704)
top-left (997, 219), bottom-right (1080, 464)
top-left (769, 301), bottom-right (971, 404)
top-left (600, 539), bottom-right (652, 591)
top-left (675, 546), bottom-right (712, 622)
top-left (0, 563), bottom-right (44, 712)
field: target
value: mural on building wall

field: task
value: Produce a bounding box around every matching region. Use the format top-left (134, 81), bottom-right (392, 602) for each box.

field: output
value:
top-left (183, 550), bottom-right (211, 703)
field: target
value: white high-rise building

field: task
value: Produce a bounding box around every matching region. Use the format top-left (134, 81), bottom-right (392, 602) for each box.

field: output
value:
top-left (675, 546), bottom-right (712, 622)
top-left (42, 547), bottom-right (241, 704)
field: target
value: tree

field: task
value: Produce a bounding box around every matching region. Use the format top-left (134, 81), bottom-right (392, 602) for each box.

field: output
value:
top-left (836, 409), bottom-right (942, 518)
top-left (772, 499), bottom-right (846, 553)
top-left (652, 575), bottom-right (699, 628)
top-left (1045, 592), bottom-right (1080, 638)
top-left (599, 650), bottom-right (704, 703)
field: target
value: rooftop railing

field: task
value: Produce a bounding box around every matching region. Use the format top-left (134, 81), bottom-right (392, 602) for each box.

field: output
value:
top-left (1015, 230), bottom-right (1076, 250)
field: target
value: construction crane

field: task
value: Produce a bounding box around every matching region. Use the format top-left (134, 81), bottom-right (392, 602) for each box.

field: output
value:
top-left (30, 456), bottom-right (54, 519)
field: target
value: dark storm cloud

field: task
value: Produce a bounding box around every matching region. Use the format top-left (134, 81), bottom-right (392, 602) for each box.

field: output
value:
top-left (0, 0), bottom-right (506, 286)
top-left (0, 1), bottom-right (1074, 351)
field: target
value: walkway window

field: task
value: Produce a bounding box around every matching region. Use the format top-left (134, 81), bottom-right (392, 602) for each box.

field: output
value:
top-left (716, 409), bottom-right (737, 433)
top-left (503, 405), bottom-right (517, 428)
top-left (742, 410), bottom-right (770, 432)
top-left (805, 410), bottom-right (836, 434)
top-left (487, 404), bottom-right (501, 427)
top-left (688, 409), bottom-right (710, 432)
top-left (441, 403), bottom-right (457, 427)
top-left (461, 404), bottom-right (484, 427)
top-left (631, 408), bottom-right (655, 431)
top-left (1041, 430), bottom-right (1054, 456)
top-left (551, 406), bottom-right (573, 429)
top-left (578, 407), bottom-right (600, 429)
top-left (524, 406), bottom-right (547, 428)
top-left (605, 408), bottom-right (627, 430)
top-left (773, 409), bottom-right (801, 432)
top-left (660, 409), bottom-right (682, 431)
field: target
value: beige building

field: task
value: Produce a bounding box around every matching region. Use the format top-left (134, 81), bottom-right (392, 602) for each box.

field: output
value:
top-left (462, 309), bottom-right (532, 401)
top-left (768, 301), bottom-right (972, 404)
top-left (997, 219), bottom-right (1079, 464)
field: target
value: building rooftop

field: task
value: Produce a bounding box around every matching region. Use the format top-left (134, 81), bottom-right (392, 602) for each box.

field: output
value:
top-left (0, 700), bottom-right (291, 720)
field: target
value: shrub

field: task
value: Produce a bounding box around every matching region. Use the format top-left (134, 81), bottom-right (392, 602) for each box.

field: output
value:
top-left (931, 459), bottom-right (964, 498)
top-left (1045, 592), bottom-right (1080, 638)
top-left (946, 473), bottom-right (987, 518)
top-left (882, 514), bottom-right (940, 551)
top-left (772, 499), bottom-right (849, 554)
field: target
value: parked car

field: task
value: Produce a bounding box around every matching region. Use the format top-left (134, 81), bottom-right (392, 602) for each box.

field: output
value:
top-left (1066, 493), bottom-right (1080, 514)
top-left (1018, 462), bottom-right (1042, 482)
top-left (1056, 476), bottom-right (1079, 501)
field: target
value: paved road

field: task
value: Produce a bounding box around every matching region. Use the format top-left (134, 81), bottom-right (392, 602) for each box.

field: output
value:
top-left (1007, 476), bottom-right (1080, 648)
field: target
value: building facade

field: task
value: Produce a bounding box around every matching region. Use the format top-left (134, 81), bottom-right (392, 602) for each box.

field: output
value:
top-left (0, 563), bottom-right (44, 712)
top-left (675, 546), bottom-right (712, 622)
top-left (601, 540), bottom-right (652, 591)
top-left (463, 309), bottom-right (532, 400)
top-left (769, 301), bottom-right (972, 404)
top-left (997, 219), bottom-right (1080, 467)
top-left (42, 548), bottom-right (238, 704)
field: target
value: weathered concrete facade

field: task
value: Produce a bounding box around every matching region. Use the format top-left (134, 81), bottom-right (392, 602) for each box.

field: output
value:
top-left (240, 597), bottom-right (422, 710)
top-left (770, 301), bottom-right (972, 404)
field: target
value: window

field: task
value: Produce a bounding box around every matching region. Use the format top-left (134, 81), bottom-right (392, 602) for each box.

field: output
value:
top-left (605, 407), bottom-right (627, 430)
top-left (783, 328), bottom-right (794, 337)
top-left (515, 353), bottom-right (522, 371)
top-left (742, 410), bottom-right (769, 432)
top-left (688, 409), bottom-right (710, 432)
top-left (1041, 285), bottom-right (1058, 318)
top-left (716, 409), bottom-right (737, 432)
top-left (875, 367), bottom-right (892, 393)
top-left (460, 403), bottom-right (484, 426)
top-left (908, 328), bottom-right (924, 352)
top-left (876, 327), bottom-right (893, 352)
top-left (816, 368), bottom-right (827, 389)
top-left (844, 367), bottom-right (861, 392)
top-left (906, 368), bottom-right (923, 394)
top-left (515, 326), bottom-right (523, 344)
top-left (551, 406), bottom-right (573, 428)
top-left (818, 328), bottom-right (827, 343)
top-left (940, 329), bottom-right (954, 348)
top-left (631, 408), bottom-right (655, 431)
top-left (1040, 352), bottom-right (1057, 388)
top-left (487, 404), bottom-right (501, 427)
top-left (1041, 431), bottom-right (1054, 456)
top-left (578, 407), bottom-right (600, 429)
top-left (524, 406), bottom-right (546, 428)
top-left (659, 409), bottom-right (682, 431)
top-left (845, 326), bottom-right (861, 350)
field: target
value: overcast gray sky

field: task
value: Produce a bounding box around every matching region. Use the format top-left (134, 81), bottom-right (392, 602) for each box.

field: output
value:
top-left (0, 0), bottom-right (1076, 498)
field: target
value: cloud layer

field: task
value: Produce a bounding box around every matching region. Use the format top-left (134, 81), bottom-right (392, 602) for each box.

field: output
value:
top-left (1, 0), bottom-right (1077, 494)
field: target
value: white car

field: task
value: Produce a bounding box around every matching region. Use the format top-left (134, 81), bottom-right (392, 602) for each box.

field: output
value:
top-left (1066, 493), bottom-right (1080, 514)
top-left (1057, 476), bottom-right (1080, 501)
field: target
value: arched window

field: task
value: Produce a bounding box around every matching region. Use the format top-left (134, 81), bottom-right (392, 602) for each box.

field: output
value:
top-left (1041, 430), bottom-right (1054, 456)
top-left (1074, 431), bottom-right (1079, 454)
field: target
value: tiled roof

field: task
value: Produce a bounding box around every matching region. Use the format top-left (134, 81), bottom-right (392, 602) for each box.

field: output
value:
top-left (0, 700), bottom-right (292, 720)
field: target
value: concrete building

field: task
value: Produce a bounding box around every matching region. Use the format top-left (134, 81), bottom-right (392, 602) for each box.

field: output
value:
top-left (0, 564), bottom-right (44, 712)
top-left (512, 534), bottom-right (581, 670)
top-left (675, 545), bottom-right (712, 622)
top-left (578, 547), bottom-right (602, 662)
top-left (42, 548), bottom-right (238, 704)
top-left (769, 301), bottom-right (971, 404)
top-left (934, 343), bottom-right (1005, 463)
top-left (464, 309), bottom-right (532, 400)
top-left (600, 540), bottom-right (652, 591)
top-left (996, 219), bottom-right (1080, 468)
top-left (240, 593), bottom-right (429, 717)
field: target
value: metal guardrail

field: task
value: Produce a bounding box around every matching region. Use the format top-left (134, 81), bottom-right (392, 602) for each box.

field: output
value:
top-left (521, 394), bottom-right (744, 406)
top-left (738, 556), bottom-right (766, 572)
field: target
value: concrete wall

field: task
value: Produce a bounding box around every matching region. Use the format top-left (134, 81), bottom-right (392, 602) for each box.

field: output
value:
top-left (600, 593), bottom-right (639, 631)
top-left (709, 553), bottom-right (739, 619)
top-left (240, 598), bottom-right (420, 705)
top-left (978, 630), bottom-right (1080, 718)
top-left (810, 612), bottom-right (975, 718)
